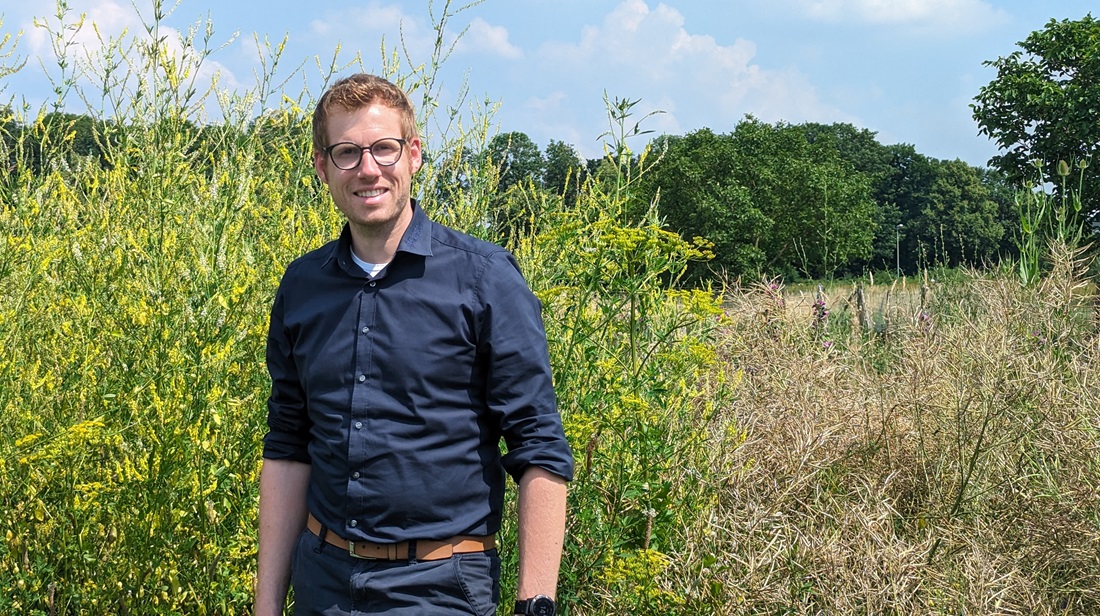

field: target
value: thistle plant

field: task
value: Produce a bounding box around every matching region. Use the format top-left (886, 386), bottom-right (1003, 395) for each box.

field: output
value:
top-left (811, 285), bottom-right (829, 333)
top-left (1015, 158), bottom-right (1091, 286)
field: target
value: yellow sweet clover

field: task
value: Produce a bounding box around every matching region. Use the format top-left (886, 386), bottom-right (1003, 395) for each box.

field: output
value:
top-left (599, 549), bottom-right (685, 610)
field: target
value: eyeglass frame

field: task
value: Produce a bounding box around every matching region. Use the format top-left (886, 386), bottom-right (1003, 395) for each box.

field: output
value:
top-left (321, 138), bottom-right (407, 170)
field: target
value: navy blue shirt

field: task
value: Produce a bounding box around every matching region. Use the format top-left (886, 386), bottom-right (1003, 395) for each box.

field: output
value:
top-left (263, 201), bottom-right (574, 543)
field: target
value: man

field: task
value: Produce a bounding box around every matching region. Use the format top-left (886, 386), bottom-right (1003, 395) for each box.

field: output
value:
top-left (255, 73), bottom-right (573, 616)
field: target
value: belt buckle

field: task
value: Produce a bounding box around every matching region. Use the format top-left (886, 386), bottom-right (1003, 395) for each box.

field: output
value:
top-left (347, 541), bottom-right (380, 560)
top-left (347, 540), bottom-right (401, 560)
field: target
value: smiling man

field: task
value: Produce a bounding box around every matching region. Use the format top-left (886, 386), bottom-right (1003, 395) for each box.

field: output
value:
top-left (255, 73), bottom-right (573, 616)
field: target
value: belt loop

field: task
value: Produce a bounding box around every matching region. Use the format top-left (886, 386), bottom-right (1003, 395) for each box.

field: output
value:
top-left (407, 540), bottom-right (418, 565)
top-left (315, 524), bottom-right (328, 554)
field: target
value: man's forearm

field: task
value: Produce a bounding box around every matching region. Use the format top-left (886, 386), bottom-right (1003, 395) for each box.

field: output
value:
top-left (516, 466), bottom-right (568, 600)
top-left (255, 458), bottom-right (311, 616)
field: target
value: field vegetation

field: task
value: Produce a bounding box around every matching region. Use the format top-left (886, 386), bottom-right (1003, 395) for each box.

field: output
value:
top-left (2, 3), bottom-right (1098, 615)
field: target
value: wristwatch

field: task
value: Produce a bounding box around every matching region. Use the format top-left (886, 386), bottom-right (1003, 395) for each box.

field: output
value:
top-left (514, 595), bottom-right (556, 616)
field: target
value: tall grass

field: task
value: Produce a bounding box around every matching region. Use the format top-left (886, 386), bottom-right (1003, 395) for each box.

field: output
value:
top-left (707, 253), bottom-right (1099, 614)
top-left (2, 3), bottom-right (1099, 615)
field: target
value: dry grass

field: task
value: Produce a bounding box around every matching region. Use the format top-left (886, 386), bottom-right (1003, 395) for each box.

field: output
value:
top-left (681, 254), bottom-right (1100, 614)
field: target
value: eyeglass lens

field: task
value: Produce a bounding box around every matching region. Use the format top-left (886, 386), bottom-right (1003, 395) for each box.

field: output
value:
top-left (329, 139), bottom-right (403, 169)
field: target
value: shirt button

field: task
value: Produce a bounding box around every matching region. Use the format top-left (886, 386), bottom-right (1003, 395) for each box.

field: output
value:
top-left (361, 326), bottom-right (370, 334)
top-left (357, 374), bottom-right (366, 383)
top-left (354, 421), bottom-right (363, 430)
top-left (350, 519), bottom-right (358, 528)
top-left (369, 281), bottom-right (377, 287)
top-left (352, 471), bottom-right (360, 479)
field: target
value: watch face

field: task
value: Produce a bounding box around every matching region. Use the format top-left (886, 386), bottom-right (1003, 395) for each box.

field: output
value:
top-left (531, 596), bottom-right (555, 616)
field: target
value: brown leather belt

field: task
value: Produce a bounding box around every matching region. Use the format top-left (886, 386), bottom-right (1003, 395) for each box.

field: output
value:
top-left (307, 514), bottom-right (495, 561)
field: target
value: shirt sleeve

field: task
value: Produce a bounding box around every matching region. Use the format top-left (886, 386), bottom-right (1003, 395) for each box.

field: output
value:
top-left (262, 277), bottom-right (313, 463)
top-left (478, 251), bottom-right (575, 483)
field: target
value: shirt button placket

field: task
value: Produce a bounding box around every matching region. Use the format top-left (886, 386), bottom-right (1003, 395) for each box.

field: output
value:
top-left (350, 285), bottom-right (374, 513)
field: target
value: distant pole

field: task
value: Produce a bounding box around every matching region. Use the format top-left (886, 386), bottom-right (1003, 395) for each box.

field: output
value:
top-left (895, 223), bottom-right (904, 277)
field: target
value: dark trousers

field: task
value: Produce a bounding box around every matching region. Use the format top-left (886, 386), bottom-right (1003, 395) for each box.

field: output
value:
top-left (290, 528), bottom-right (500, 615)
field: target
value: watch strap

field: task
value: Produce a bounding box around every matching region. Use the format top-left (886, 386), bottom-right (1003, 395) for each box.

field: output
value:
top-left (514, 594), bottom-right (556, 615)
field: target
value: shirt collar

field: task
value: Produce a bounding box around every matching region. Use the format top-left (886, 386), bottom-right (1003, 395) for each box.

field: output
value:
top-left (395, 199), bottom-right (433, 258)
top-left (322, 199), bottom-right (434, 272)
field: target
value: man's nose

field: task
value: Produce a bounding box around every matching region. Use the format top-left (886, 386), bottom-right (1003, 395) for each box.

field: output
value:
top-left (356, 150), bottom-right (382, 175)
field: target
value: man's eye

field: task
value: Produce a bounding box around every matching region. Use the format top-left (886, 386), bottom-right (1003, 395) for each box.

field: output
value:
top-left (333, 145), bottom-right (361, 158)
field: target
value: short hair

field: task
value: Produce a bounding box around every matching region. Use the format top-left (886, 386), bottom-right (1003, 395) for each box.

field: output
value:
top-left (312, 74), bottom-right (419, 153)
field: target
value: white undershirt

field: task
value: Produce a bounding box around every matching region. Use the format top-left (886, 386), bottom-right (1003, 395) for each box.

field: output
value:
top-left (350, 251), bottom-right (388, 278)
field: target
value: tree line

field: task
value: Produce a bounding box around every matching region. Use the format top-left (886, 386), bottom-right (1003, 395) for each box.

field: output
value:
top-left (4, 14), bottom-right (1095, 284)
top-left (0, 107), bottom-right (1055, 283)
top-left (480, 121), bottom-right (1022, 281)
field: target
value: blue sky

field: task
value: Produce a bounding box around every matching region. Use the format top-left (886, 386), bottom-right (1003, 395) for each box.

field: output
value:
top-left (1, 0), bottom-right (1094, 165)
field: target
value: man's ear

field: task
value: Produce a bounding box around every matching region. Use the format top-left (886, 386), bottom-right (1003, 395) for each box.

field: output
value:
top-left (313, 151), bottom-right (329, 184)
top-left (407, 138), bottom-right (423, 175)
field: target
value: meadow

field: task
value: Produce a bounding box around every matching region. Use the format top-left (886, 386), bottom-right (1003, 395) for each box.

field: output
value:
top-left (2, 5), bottom-right (1099, 614)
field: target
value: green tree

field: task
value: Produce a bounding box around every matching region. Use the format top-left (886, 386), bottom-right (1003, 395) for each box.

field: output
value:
top-left (801, 123), bottom-right (893, 182)
top-left (485, 131), bottom-right (544, 192)
top-left (51, 113), bottom-right (104, 158)
top-left (543, 139), bottom-right (584, 206)
top-left (913, 159), bottom-right (1007, 268)
top-left (427, 144), bottom-right (480, 209)
top-left (640, 120), bottom-right (877, 281)
top-left (874, 145), bottom-right (938, 273)
top-left (794, 127), bottom-right (1019, 274)
top-left (800, 123), bottom-right (902, 273)
top-left (972, 14), bottom-right (1099, 219)
top-left (481, 132), bottom-right (547, 244)
top-left (641, 130), bottom-right (767, 280)
top-left (979, 166), bottom-right (1019, 257)
top-left (728, 118), bottom-right (877, 279)
top-left (24, 112), bottom-right (113, 172)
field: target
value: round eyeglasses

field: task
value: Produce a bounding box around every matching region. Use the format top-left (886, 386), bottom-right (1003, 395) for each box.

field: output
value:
top-left (323, 138), bottom-right (406, 170)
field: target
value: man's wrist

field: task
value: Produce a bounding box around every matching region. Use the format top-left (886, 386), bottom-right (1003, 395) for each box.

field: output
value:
top-left (514, 594), bottom-right (556, 615)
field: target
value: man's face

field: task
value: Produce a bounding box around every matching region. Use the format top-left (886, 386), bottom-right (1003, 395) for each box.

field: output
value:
top-left (314, 104), bottom-right (422, 238)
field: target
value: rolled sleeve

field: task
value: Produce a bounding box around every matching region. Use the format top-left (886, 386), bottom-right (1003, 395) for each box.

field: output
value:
top-left (263, 282), bottom-right (312, 464)
top-left (479, 252), bottom-right (574, 483)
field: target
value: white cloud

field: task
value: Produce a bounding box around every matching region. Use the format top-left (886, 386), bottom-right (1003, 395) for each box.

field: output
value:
top-left (20, 0), bottom-right (241, 118)
top-left (454, 18), bottom-right (522, 60)
top-left (310, 5), bottom-right (520, 64)
top-left (525, 90), bottom-right (569, 114)
top-left (24, 0), bottom-right (140, 57)
top-left (308, 2), bottom-right (430, 65)
top-left (533, 0), bottom-right (850, 134)
top-left (791, 0), bottom-right (1009, 32)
